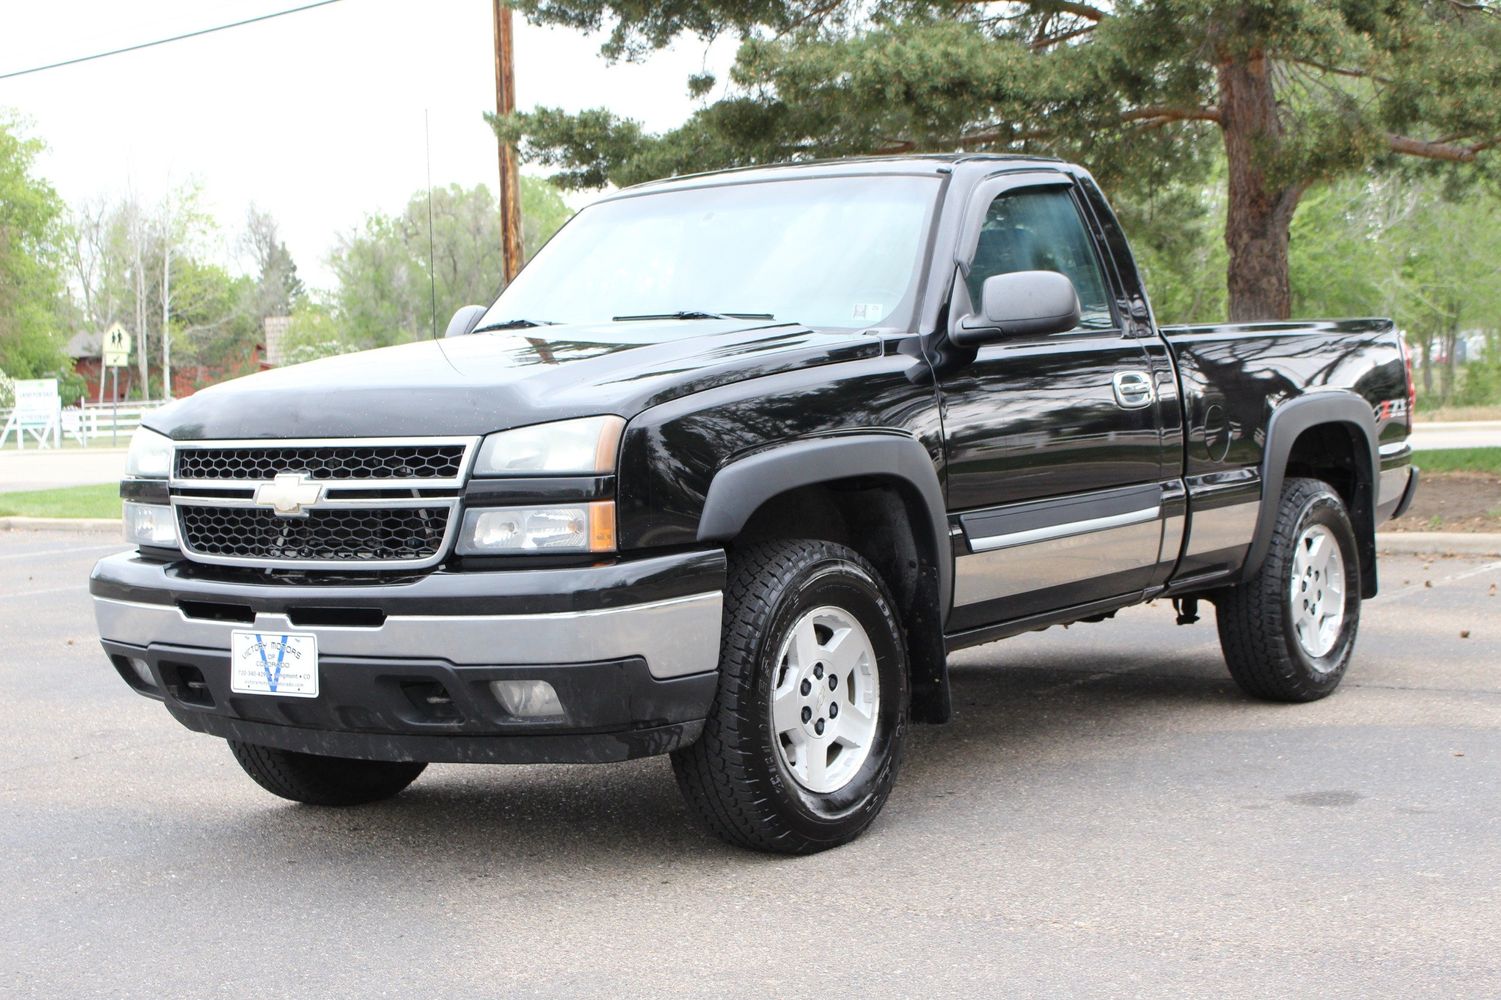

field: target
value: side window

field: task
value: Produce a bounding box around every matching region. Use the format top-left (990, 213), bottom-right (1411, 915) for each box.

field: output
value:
top-left (967, 188), bottom-right (1115, 331)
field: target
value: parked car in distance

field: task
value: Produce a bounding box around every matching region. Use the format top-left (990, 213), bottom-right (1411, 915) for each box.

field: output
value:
top-left (92, 155), bottom-right (1418, 853)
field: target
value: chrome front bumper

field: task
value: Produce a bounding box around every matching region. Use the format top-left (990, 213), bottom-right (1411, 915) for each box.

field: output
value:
top-left (90, 550), bottom-right (725, 680)
top-left (89, 550), bottom-right (728, 763)
top-left (93, 590), bottom-right (722, 679)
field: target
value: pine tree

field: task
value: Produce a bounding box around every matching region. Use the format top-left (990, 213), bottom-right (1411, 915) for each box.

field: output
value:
top-left (497, 0), bottom-right (1501, 321)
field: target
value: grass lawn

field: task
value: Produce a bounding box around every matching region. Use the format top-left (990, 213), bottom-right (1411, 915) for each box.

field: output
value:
top-left (0, 483), bottom-right (122, 519)
top-left (1415, 448), bottom-right (1501, 476)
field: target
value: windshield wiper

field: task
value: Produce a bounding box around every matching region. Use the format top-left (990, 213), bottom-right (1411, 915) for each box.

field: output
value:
top-left (611, 310), bottom-right (775, 322)
top-left (470, 318), bottom-right (558, 333)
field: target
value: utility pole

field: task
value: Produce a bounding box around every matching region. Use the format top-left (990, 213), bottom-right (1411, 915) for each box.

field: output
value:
top-left (492, 0), bottom-right (523, 285)
top-left (133, 207), bottom-right (148, 401)
top-left (161, 237), bottom-right (172, 400)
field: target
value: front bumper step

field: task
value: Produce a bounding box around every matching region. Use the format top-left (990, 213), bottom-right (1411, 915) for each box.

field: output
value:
top-left (104, 640), bottom-right (717, 763)
top-left (91, 548), bottom-right (728, 764)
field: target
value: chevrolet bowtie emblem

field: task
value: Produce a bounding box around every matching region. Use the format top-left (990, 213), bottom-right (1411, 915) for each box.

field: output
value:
top-left (254, 472), bottom-right (324, 517)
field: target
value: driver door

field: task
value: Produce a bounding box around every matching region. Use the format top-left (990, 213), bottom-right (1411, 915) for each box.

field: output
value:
top-left (941, 176), bottom-right (1168, 631)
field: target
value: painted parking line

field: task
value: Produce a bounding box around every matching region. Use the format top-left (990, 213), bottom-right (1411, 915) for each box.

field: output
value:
top-left (1377, 559), bottom-right (1501, 602)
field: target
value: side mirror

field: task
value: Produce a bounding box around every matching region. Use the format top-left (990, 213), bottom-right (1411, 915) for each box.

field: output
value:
top-left (444, 304), bottom-right (488, 339)
top-left (952, 270), bottom-right (1081, 345)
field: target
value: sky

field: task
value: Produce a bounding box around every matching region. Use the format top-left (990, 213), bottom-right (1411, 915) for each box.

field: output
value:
top-left (0, 0), bottom-right (735, 288)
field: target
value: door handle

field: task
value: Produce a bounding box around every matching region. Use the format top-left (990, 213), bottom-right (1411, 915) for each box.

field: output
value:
top-left (1112, 371), bottom-right (1155, 409)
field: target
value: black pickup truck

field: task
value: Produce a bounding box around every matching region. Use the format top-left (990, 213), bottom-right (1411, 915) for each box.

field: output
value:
top-left (92, 155), bottom-right (1418, 853)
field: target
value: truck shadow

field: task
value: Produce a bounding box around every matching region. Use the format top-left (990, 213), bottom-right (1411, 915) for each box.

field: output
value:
top-left (206, 648), bottom-right (1250, 868)
top-left (910, 654), bottom-right (1245, 773)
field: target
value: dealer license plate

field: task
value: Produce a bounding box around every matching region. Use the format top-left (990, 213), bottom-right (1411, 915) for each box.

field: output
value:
top-left (229, 630), bottom-right (319, 698)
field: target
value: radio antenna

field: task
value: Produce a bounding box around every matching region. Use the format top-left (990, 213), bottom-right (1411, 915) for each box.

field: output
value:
top-left (425, 109), bottom-right (438, 339)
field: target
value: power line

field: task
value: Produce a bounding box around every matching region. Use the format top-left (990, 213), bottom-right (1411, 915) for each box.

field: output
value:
top-left (0, 0), bottom-right (346, 81)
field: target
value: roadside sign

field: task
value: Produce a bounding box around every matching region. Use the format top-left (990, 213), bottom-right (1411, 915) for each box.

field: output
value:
top-left (103, 323), bottom-right (132, 368)
top-left (1, 378), bottom-right (62, 449)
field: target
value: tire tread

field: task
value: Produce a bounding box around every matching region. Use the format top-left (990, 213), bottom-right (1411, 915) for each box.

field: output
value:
top-left (228, 741), bottom-right (426, 806)
top-left (671, 539), bottom-right (902, 854)
top-left (1216, 477), bottom-right (1357, 702)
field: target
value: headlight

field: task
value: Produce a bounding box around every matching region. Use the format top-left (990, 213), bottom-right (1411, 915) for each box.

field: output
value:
top-left (125, 427), bottom-right (174, 479)
top-left (123, 502), bottom-right (178, 547)
top-left (457, 502), bottom-right (615, 554)
top-left (473, 416), bottom-right (624, 477)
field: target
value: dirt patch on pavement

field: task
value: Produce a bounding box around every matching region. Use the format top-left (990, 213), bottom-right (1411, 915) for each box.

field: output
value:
top-left (1387, 471), bottom-right (1501, 532)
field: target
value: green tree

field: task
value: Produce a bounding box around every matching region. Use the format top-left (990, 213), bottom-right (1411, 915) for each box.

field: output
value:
top-left (1117, 166), bottom-right (1227, 324)
top-left (498, 0), bottom-right (1501, 322)
top-left (62, 188), bottom-right (270, 399)
top-left (242, 205), bottom-right (305, 319)
top-left (1384, 186), bottom-right (1501, 405)
top-left (326, 177), bottom-right (571, 350)
top-left (1278, 172), bottom-right (1501, 405)
top-left (281, 299), bottom-right (356, 365)
top-left (167, 259), bottom-right (263, 385)
top-left (0, 117), bottom-right (68, 379)
top-left (1287, 180), bottom-right (1389, 320)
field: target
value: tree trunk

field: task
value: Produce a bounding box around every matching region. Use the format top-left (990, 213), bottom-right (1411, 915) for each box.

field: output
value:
top-left (1441, 319), bottom-right (1459, 405)
top-left (1217, 51), bottom-right (1302, 323)
top-left (1420, 333), bottom-right (1434, 399)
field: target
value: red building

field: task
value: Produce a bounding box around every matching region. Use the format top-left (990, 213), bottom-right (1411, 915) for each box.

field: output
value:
top-left (66, 329), bottom-right (266, 404)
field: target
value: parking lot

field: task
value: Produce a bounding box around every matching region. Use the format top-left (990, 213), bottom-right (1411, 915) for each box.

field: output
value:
top-left (3, 529), bottom-right (1498, 998)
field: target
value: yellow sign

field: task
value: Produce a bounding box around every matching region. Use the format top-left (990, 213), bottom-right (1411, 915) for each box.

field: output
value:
top-left (103, 323), bottom-right (132, 368)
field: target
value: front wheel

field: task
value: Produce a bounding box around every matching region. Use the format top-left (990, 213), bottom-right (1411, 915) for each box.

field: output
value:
top-left (1215, 477), bottom-right (1362, 702)
top-left (228, 741), bottom-right (427, 806)
top-left (671, 539), bottom-right (909, 854)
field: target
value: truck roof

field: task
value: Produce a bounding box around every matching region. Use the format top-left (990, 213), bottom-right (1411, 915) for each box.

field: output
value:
top-left (618, 153), bottom-right (1072, 194)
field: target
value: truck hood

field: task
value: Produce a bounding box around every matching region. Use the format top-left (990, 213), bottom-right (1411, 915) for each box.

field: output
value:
top-left (148, 319), bottom-right (880, 440)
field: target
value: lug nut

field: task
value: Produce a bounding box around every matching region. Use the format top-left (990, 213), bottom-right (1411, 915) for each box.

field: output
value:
top-left (801, 706), bottom-right (812, 724)
top-left (814, 718), bottom-right (825, 735)
top-left (828, 675), bottom-right (837, 690)
top-left (813, 663), bottom-right (824, 679)
top-left (829, 703), bottom-right (839, 718)
top-left (800, 679), bottom-right (812, 696)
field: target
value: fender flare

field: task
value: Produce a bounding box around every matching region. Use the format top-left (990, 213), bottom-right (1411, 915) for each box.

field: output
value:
top-left (696, 433), bottom-right (952, 620)
top-left (1242, 392), bottom-right (1379, 586)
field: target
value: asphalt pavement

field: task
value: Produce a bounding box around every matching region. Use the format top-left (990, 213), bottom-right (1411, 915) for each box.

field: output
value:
top-left (0, 447), bottom-right (126, 493)
top-left (2, 530), bottom-right (1498, 998)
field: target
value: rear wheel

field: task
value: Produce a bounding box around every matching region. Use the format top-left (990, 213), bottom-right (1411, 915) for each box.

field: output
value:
top-left (228, 741), bottom-right (426, 806)
top-left (671, 539), bottom-right (909, 854)
top-left (1216, 477), bottom-right (1361, 702)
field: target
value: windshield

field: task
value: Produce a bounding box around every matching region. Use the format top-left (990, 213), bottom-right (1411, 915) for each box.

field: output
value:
top-left (480, 174), bottom-right (941, 331)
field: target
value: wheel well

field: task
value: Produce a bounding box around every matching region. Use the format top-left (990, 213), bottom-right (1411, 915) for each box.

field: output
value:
top-left (1284, 422), bottom-right (1377, 597)
top-left (731, 477), bottom-right (950, 723)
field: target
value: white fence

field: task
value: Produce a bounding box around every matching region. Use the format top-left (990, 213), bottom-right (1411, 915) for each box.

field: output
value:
top-left (0, 400), bottom-right (169, 449)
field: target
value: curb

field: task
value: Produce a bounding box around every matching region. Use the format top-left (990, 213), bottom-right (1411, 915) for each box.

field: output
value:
top-left (1376, 532), bottom-right (1501, 557)
top-left (0, 516), bottom-right (122, 534)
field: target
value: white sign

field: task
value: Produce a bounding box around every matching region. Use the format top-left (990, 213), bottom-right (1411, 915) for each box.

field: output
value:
top-left (230, 630), bottom-right (320, 697)
top-left (1, 379), bottom-right (62, 448)
top-left (13, 378), bottom-right (60, 418)
top-left (103, 323), bottom-right (132, 369)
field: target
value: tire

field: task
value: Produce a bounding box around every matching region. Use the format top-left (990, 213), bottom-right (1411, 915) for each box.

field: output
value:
top-left (671, 539), bottom-right (909, 854)
top-left (227, 741), bottom-right (427, 806)
top-left (1216, 477), bottom-right (1362, 702)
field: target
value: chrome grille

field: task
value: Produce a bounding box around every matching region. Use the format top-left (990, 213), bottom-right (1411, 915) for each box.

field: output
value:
top-left (169, 436), bottom-right (476, 570)
top-left (178, 504), bottom-right (451, 563)
top-left (175, 442), bottom-right (467, 482)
